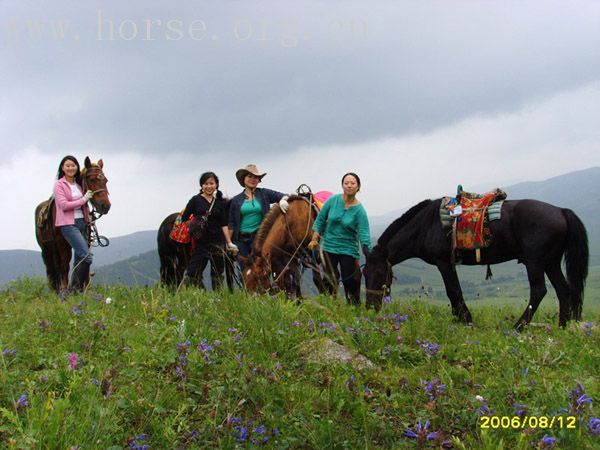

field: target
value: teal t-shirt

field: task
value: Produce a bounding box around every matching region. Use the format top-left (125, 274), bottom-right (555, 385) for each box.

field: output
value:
top-left (240, 198), bottom-right (263, 233)
top-left (312, 194), bottom-right (372, 259)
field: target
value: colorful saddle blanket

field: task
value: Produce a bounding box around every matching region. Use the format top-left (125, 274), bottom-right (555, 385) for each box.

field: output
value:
top-left (440, 188), bottom-right (506, 250)
top-left (313, 191), bottom-right (333, 210)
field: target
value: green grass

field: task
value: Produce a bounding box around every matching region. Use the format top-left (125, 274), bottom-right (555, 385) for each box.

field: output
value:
top-left (1, 278), bottom-right (599, 449)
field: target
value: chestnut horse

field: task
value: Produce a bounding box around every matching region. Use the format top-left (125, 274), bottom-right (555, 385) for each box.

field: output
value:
top-left (35, 157), bottom-right (111, 292)
top-left (364, 198), bottom-right (588, 330)
top-left (243, 194), bottom-right (328, 297)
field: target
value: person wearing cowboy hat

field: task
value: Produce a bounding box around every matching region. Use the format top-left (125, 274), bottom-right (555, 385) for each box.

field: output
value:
top-left (225, 164), bottom-right (289, 258)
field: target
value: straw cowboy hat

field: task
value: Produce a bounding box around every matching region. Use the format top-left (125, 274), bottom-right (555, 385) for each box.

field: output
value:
top-left (235, 164), bottom-right (267, 187)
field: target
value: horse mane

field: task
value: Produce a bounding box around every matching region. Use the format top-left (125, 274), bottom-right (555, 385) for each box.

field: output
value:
top-left (252, 195), bottom-right (306, 255)
top-left (378, 199), bottom-right (436, 246)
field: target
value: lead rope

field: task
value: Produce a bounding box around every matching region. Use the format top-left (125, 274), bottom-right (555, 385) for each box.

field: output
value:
top-left (273, 196), bottom-right (315, 285)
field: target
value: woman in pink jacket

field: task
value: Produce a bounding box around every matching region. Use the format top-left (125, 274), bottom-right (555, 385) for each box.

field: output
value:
top-left (53, 155), bottom-right (94, 291)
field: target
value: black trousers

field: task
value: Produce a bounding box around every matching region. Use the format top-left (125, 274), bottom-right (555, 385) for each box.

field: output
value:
top-left (322, 251), bottom-right (362, 305)
top-left (186, 240), bottom-right (225, 290)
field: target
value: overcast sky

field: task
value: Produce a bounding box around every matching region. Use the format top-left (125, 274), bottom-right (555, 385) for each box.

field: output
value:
top-left (1, 1), bottom-right (600, 250)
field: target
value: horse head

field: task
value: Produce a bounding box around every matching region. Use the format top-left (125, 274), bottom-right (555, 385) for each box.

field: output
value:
top-left (363, 245), bottom-right (393, 311)
top-left (82, 157), bottom-right (111, 215)
top-left (242, 254), bottom-right (271, 294)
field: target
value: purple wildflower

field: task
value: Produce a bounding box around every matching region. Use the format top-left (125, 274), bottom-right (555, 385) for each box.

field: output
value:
top-left (421, 378), bottom-right (446, 401)
top-left (405, 418), bottom-right (439, 442)
top-left (234, 426), bottom-right (249, 442)
top-left (589, 417), bottom-right (600, 436)
top-left (319, 322), bottom-right (336, 332)
top-left (347, 373), bottom-right (356, 392)
top-left (362, 317), bottom-right (388, 335)
top-left (540, 434), bottom-right (556, 448)
top-left (197, 339), bottom-right (214, 362)
top-left (15, 394), bottom-right (28, 409)
top-left (71, 306), bottom-right (82, 315)
top-left (513, 403), bottom-right (526, 417)
top-left (175, 340), bottom-right (190, 379)
top-left (477, 404), bottom-right (494, 416)
top-left (568, 383), bottom-right (592, 415)
top-left (2, 348), bottom-right (17, 357)
top-left (383, 295), bottom-right (392, 304)
top-left (417, 340), bottom-right (441, 357)
top-left (69, 353), bottom-right (78, 370)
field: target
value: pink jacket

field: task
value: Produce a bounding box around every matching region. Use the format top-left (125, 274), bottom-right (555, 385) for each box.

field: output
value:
top-left (54, 177), bottom-right (90, 226)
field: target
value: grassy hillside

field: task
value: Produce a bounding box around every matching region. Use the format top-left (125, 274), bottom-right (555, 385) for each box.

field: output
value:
top-left (1, 280), bottom-right (599, 448)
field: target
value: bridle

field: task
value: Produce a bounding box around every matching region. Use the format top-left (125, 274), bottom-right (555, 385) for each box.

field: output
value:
top-left (364, 259), bottom-right (394, 303)
top-left (81, 164), bottom-right (110, 247)
top-left (81, 165), bottom-right (109, 213)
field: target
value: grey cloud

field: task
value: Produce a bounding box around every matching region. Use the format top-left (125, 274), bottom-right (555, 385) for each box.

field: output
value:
top-left (1, 1), bottom-right (600, 161)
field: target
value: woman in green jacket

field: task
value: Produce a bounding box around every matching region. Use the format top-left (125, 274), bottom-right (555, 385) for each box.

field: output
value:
top-left (308, 173), bottom-right (371, 306)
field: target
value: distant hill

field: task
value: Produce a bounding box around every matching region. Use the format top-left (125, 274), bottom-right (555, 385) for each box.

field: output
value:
top-left (0, 250), bottom-right (46, 284)
top-left (2, 167), bottom-right (599, 288)
top-left (92, 230), bottom-right (157, 266)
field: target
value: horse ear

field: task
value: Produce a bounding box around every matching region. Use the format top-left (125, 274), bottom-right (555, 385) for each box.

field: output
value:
top-left (98, 159), bottom-right (104, 169)
top-left (84, 157), bottom-right (92, 169)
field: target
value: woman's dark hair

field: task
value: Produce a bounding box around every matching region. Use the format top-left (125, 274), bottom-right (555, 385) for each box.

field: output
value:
top-left (341, 172), bottom-right (361, 189)
top-left (199, 171), bottom-right (223, 199)
top-left (56, 155), bottom-right (82, 185)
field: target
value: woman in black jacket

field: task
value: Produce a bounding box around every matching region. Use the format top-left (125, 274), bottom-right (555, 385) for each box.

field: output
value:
top-left (181, 171), bottom-right (229, 289)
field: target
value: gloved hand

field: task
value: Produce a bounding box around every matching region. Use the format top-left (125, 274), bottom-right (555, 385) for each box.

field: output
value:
top-left (83, 190), bottom-right (93, 201)
top-left (226, 242), bottom-right (239, 255)
top-left (307, 239), bottom-right (319, 251)
top-left (279, 196), bottom-right (289, 214)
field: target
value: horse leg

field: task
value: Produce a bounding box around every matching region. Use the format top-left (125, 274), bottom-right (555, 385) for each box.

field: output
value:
top-left (515, 263), bottom-right (547, 331)
top-left (40, 244), bottom-right (58, 292)
top-left (58, 246), bottom-right (71, 292)
top-left (545, 262), bottom-right (571, 327)
top-left (312, 267), bottom-right (327, 294)
top-left (437, 262), bottom-right (472, 324)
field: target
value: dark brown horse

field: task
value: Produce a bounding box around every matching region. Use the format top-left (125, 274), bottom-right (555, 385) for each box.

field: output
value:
top-left (363, 198), bottom-right (589, 330)
top-left (243, 195), bottom-right (328, 297)
top-left (35, 157), bottom-right (111, 293)
top-left (157, 205), bottom-right (235, 291)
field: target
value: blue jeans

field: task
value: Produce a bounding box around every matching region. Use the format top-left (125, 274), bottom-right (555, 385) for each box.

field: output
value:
top-left (235, 233), bottom-right (255, 258)
top-left (60, 219), bottom-right (92, 267)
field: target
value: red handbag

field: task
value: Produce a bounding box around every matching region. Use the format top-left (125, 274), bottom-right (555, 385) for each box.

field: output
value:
top-left (169, 210), bottom-right (191, 244)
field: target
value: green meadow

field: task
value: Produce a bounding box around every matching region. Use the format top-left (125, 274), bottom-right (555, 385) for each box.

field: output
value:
top-left (1, 278), bottom-right (599, 449)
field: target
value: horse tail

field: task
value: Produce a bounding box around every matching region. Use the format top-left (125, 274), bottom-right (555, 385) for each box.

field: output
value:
top-left (562, 208), bottom-right (588, 320)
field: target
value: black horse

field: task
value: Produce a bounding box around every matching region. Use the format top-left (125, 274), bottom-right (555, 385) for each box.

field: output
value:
top-left (364, 199), bottom-right (588, 330)
top-left (157, 211), bottom-right (235, 291)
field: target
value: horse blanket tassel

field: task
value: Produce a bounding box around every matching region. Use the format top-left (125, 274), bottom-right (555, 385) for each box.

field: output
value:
top-left (485, 264), bottom-right (493, 280)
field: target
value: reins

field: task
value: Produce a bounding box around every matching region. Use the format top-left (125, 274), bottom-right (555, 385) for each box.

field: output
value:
top-left (273, 192), bottom-right (317, 284)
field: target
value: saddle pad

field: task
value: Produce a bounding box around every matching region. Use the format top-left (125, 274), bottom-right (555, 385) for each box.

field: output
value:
top-left (37, 199), bottom-right (56, 243)
top-left (439, 199), bottom-right (504, 228)
top-left (455, 192), bottom-right (497, 249)
top-left (313, 191), bottom-right (333, 210)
